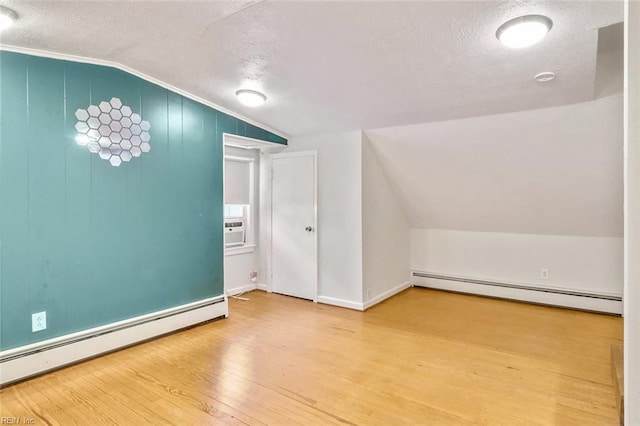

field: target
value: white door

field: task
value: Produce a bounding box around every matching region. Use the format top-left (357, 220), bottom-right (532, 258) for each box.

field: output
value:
top-left (271, 151), bottom-right (317, 301)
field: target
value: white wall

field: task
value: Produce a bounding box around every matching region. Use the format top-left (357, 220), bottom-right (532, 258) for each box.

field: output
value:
top-left (362, 135), bottom-right (411, 306)
top-left (285, 131), bottom-right (364, 307)
top-left (225, 252), bottom-right (259, 293)
top-left (364, 95), bottom-right (623, 312)
top-left (625, 2), bottom-right (640, 423)
top-left (282, 97), bottom-right (623, 313)
top-left (411, 229), bottom-right (623, 297)
top-left (365, 95), bottom-right (623, 237)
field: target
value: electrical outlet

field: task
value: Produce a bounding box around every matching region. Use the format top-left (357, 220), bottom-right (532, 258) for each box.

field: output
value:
top-left (540, 268), bottom-right (550, 280)
top-left (32, 311), bottom-right (47, 332)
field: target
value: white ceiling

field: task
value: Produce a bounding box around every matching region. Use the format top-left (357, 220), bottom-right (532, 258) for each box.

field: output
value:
top-left (0, 1), bottom-right (624, 136)
top-left (365, 94), bottom-right (623, 237)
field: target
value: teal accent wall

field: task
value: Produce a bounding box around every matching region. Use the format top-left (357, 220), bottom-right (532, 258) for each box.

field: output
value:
top-left (0, 51), bottom-right (286, 350)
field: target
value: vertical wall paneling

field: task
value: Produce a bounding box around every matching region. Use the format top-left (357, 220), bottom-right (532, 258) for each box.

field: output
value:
top-left (0, 51), bottom-right (286, 351)
top-left (28, 56), bottom-right (67, 344)
top-left (63, 60), bottom-right (93, 332)
top-left (0, 53), bottom-right (30, 345)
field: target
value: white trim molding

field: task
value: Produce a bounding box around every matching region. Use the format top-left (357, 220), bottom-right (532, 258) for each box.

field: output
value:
top-left (224, 133), bottom-right (288, 153)
top-left (226, 284), bottom-right (258, 296)
top-left (0, 296), bottom-right (227, 386)
top-left (412, 271), bottom-right (622, 314)
top-left (317, 296), bottom-right (364, 311)
top-left (225, 244), bottom-right (256, 257)
top-left (0, 44), bottom-right (288, 140)
top-left (257, 283), bottom-right (269, 292)
top-left (625, 2), bottom-right (640, 423)
top-left (363, 281), bottom-right (412, 310)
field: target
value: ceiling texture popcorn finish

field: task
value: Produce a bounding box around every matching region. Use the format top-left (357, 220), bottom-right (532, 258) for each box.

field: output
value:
top-left (0, 1), bottom-right (623, 136)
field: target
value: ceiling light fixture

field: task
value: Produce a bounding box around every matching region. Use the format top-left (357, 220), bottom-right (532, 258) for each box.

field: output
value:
top-left (0, 6), bottom-right (18, 31)
top-left (496, 15), bottom-right (553, 48)
top-left (235, 89), bottom-right (267, 107)
top-left (534, 71), bottom-right (555, 82)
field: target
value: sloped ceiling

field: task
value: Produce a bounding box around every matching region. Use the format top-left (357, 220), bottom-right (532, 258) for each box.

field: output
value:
top-left (0, 1), bottom-right (624, 238)
top-left (365, 95), bottom-right (623, 237)
top-left (0, 1), bottom-right (624, 136)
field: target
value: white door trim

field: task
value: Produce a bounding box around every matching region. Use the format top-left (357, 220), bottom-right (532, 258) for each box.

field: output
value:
top-left (222, 134), bottom-right (286, 296)
top-left (269, 150), bottom-right (318, 302)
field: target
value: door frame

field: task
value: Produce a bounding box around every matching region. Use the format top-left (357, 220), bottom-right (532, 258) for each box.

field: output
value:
top-left (268, 150), bottom-right (318, 302)
top-left (222, 133), bottom-right (286, 298)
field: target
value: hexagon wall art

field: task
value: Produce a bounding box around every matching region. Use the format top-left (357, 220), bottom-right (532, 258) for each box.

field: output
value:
top-left (74, 98), bottom-right (151, 167)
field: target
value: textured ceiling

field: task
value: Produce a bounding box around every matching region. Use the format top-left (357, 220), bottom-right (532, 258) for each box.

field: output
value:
top-left (0, 1), bottom-right (623, 136)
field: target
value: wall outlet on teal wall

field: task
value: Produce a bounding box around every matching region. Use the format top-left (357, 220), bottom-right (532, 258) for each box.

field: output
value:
top-left (32, 312), bottom-right (47, 332)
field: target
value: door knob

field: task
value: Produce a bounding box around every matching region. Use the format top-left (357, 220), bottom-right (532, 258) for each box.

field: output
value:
top-left (305, 226), bottom-right (313, 232)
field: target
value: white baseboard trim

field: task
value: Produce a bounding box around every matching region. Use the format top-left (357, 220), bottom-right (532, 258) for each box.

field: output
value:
top-left (412, 272), bottom-right (622, 314)
top-left (226, 284), bottom-right (258, 296)
top-left (317, 295), bottom-right (364, 311)
top-left (257, 283), bottom-right (269, 292)
top-left (0, 296), bottom-right (227, 386)
top-left (363, 281), bottom-right (412, 310)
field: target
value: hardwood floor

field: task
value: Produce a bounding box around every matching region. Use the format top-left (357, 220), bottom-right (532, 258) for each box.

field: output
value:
top-left (0, 288), bottom-right (623, 425)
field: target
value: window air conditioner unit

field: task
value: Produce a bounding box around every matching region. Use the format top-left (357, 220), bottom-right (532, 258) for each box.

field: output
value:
top-left (224, 219), bottom-right (245, 248)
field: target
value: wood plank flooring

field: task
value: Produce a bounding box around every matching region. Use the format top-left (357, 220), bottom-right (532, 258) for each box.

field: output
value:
top-left (0, 288), bottom-right (623, 425)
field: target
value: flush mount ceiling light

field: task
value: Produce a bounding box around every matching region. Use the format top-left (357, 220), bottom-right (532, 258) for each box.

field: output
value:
top-left (0, 6), bottom-right (18, 31)
top-left (496, 15), bottom-right (553, 48)
top-left (534, 71), bottom-right (555, 82)
top-left (235, 89), bottom-right (267, 107)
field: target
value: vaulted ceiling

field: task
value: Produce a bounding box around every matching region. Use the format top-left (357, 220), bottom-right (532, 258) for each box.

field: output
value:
top-left (365, 95), bottom-right (623, 237)
top-left (0, 1), bottom-right (624, 136)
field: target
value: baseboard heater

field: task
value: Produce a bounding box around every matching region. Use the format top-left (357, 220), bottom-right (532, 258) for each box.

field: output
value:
top-left (0, 295), bottom-right (228, 386)
top-left (412, 271), bottom-right (622, 314)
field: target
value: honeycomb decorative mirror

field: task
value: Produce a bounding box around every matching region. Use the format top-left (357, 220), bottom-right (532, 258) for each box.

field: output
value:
top-left (74, 98), bottom-right (151, 167)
